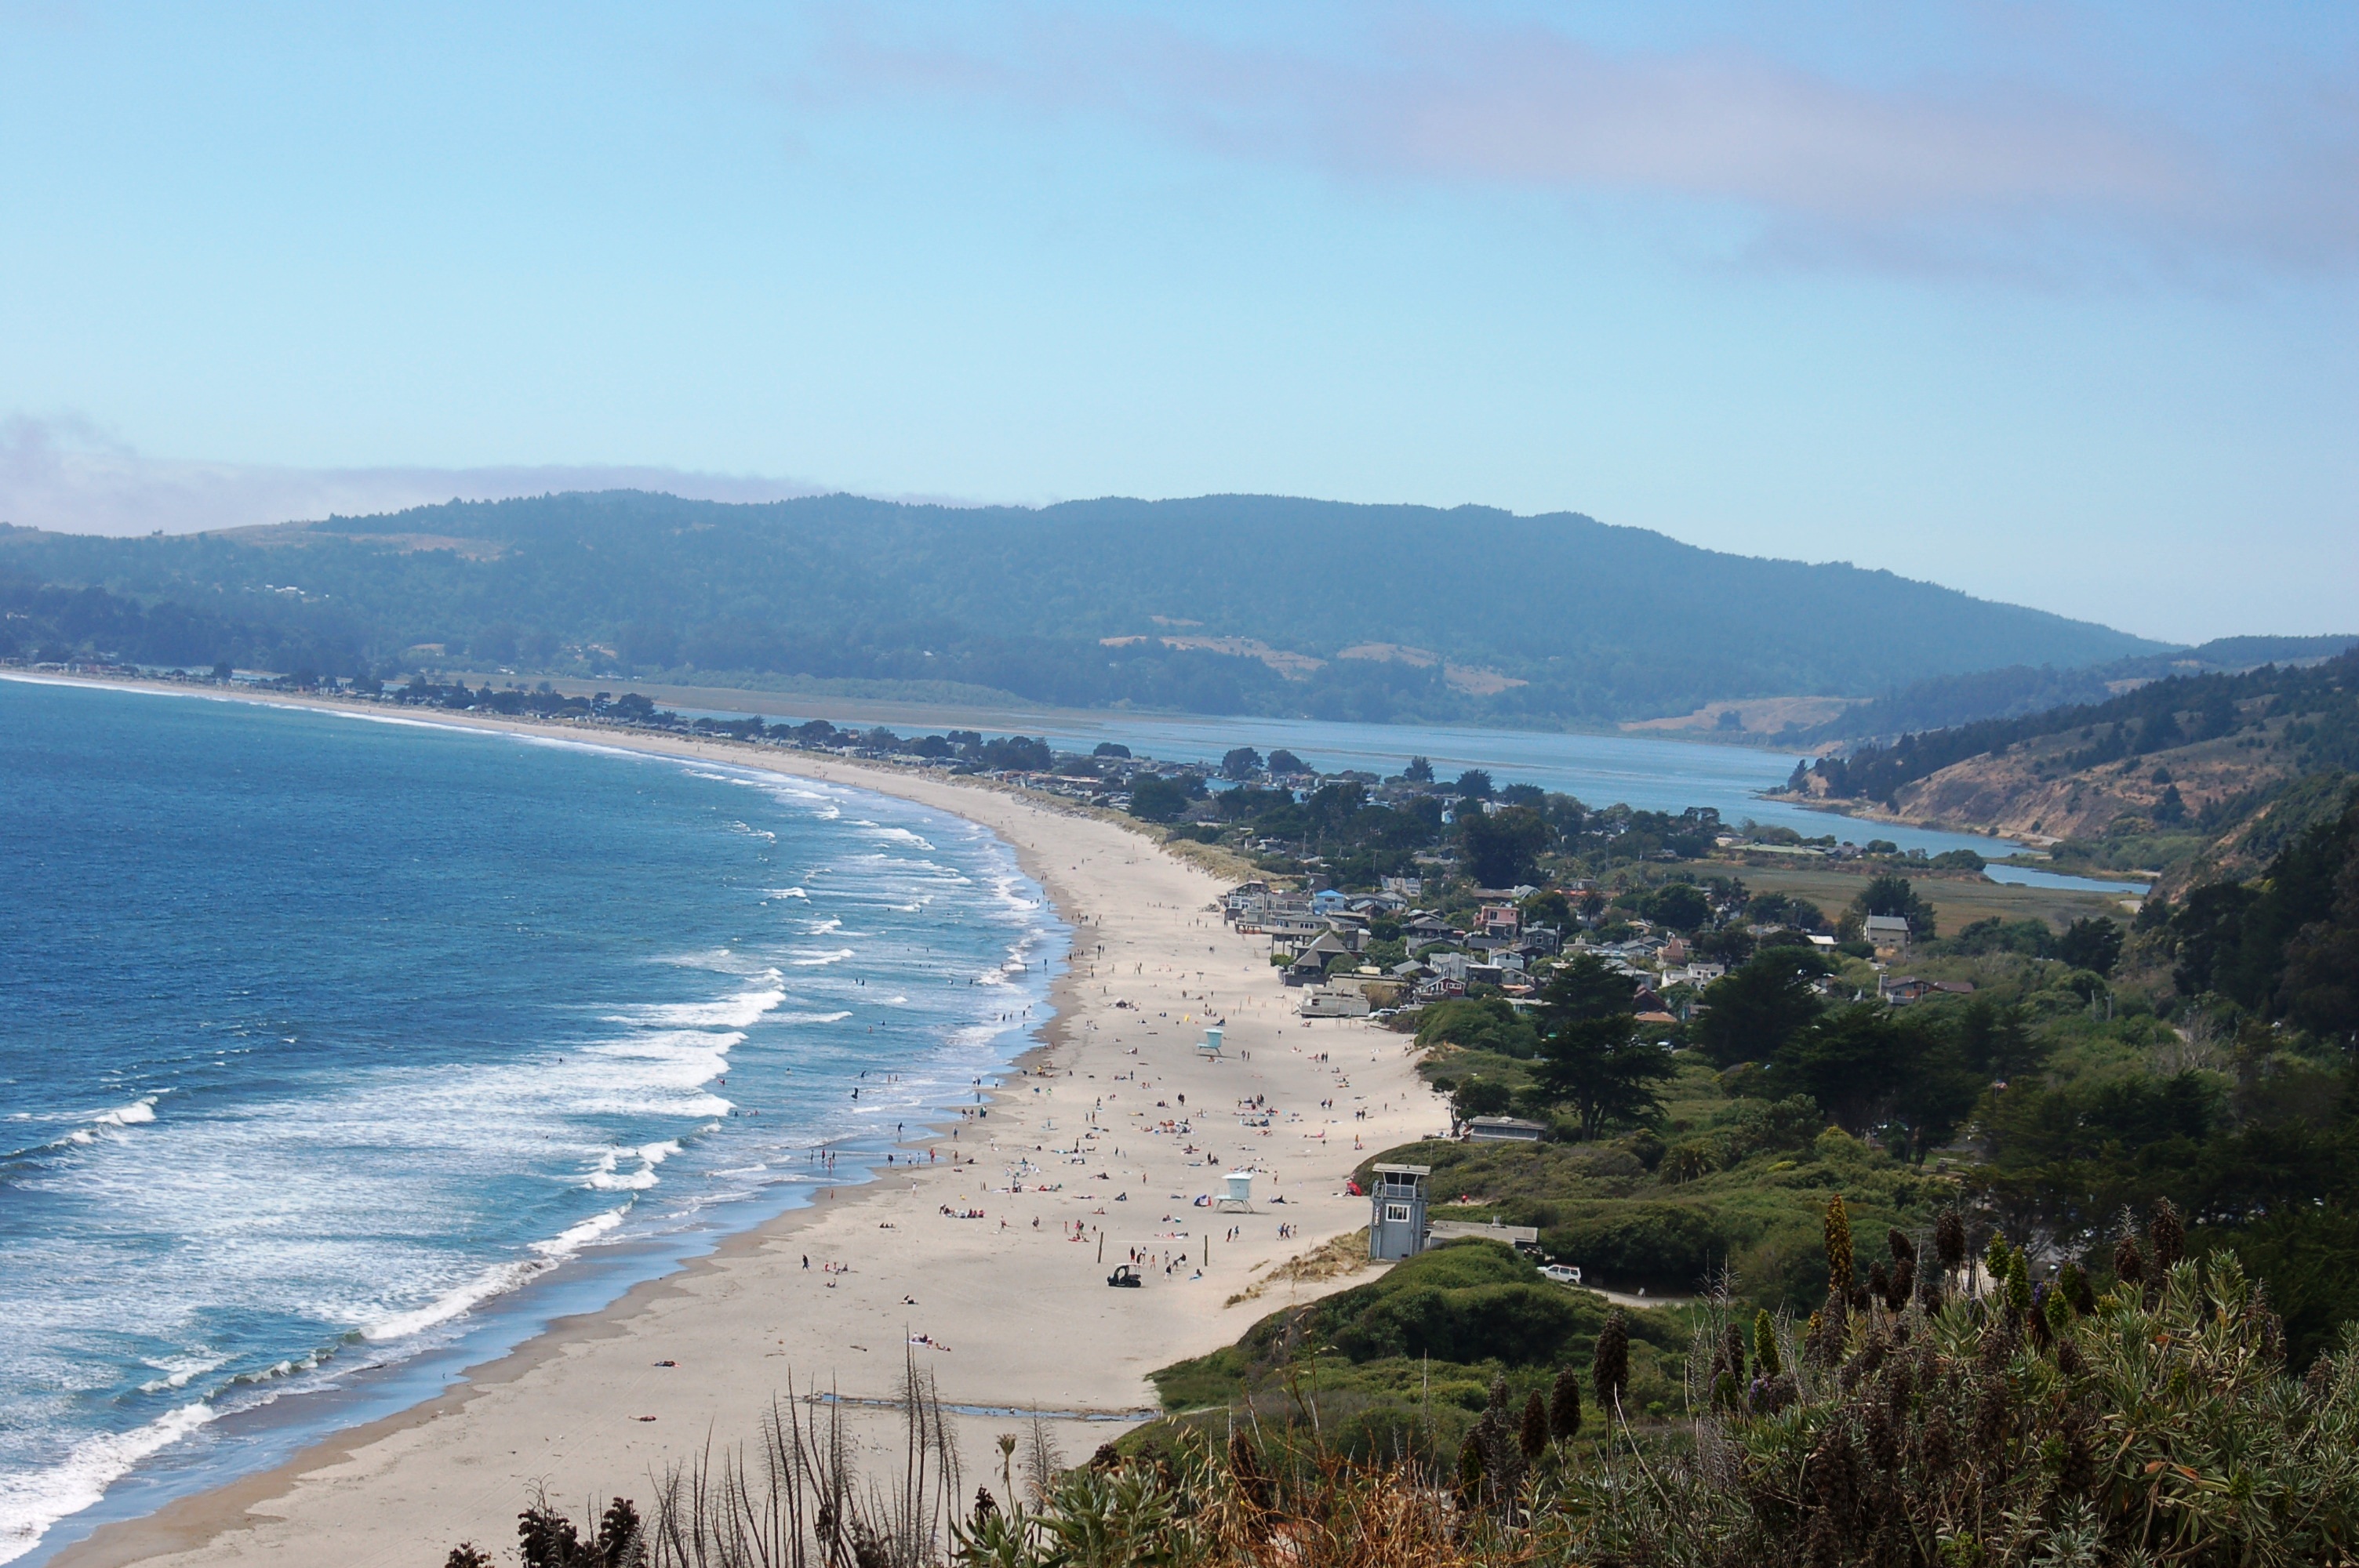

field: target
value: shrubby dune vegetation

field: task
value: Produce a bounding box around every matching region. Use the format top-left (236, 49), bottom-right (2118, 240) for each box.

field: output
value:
top-left (460, 1207), bottom-right (2359, 1568)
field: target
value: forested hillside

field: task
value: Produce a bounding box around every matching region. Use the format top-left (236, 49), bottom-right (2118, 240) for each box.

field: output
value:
top-left (0, 491), bottom-right (2161, 724)
top-left (0, 566), bottom-right (360, 677)
top-left (1794, 648), bottom-right (2359, 884)
top-left (1797, 634), bottom-right (2356, 745)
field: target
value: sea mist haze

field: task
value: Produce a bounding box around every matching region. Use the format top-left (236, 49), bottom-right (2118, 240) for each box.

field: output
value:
top-left (0, 679), bottom-right (1061, 1564)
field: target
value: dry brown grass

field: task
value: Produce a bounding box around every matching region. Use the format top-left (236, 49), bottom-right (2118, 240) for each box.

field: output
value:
top-left (1225, 1230), bottom-right (1376, 1309)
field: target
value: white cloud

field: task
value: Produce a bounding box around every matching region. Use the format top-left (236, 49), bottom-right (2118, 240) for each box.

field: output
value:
top-left (806, 5), bottom-right (2359, 281)
top-left (0, 416), bottom-right (827, 537)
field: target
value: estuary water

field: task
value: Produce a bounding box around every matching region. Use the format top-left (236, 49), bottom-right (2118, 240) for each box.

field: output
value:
top-left (0, 678), bottom-right (1060, 1564)
top-left (668, 701), bottom-right (2135, 895)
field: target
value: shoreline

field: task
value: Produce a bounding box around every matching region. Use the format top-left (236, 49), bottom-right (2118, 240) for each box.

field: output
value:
top-left (19, 674), bottom-right (1445, 1568)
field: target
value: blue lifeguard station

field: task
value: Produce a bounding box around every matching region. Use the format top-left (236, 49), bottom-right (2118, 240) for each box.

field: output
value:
top-left (1369, 1163), bottom-right (1430, 1261)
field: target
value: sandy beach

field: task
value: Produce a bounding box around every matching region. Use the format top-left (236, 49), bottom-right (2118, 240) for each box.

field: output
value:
top-left (36, 684), bottom-right (1448, 1568)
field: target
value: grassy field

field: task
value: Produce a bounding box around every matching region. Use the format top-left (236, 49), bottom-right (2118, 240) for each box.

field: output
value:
top-left (1702, 855), bottom-right (2139, 931)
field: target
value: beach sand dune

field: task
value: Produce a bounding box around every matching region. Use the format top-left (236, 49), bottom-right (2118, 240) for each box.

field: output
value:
top-left (46, 696), bottom-right (1447, 1568)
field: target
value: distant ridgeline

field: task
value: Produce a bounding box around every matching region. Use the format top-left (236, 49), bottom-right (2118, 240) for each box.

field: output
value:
top-left (0, 492), bottom-right (2163, 725)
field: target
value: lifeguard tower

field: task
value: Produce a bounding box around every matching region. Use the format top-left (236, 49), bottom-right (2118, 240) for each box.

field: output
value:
top-left (1216, 1171), bottom-right (1254, 1213)
top-left (1196, 1025), bottom-right (1223, 1060)
top-left (1368, 1163), bottom-right (1431, 1261)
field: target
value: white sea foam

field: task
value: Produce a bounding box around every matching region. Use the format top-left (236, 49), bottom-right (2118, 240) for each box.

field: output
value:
top-left (0, 713), bottom-right (1068, 1553)
top-left (362, 1207), bottom-right (624, 1342)
top-left (612, 981), bottom-right (785, 1030)
top-left (587, 1139), bottom-right (680, 1191)
top-left (136, 1352), bottom-right (228, 1394)
top-left (0, 1401), bottom-right (217, 1565)
top-left (533, 1207), bottom-right (627, 1258)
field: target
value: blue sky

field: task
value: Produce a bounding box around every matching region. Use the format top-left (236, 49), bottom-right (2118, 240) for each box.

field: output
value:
top-left (0, 2), bottom-right (2352, 643)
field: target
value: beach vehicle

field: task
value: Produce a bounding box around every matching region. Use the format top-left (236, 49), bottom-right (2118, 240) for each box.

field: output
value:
top-left (1107, 1264), bottom-right (1142, 1288)
top-left (1539, 1263), bottom-right (1583, 1285)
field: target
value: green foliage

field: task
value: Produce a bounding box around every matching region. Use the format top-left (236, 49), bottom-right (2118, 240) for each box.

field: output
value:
top-left (1457, 805), bottom-right (1550, 888)
top-left (1623, 882), bottom-right (1711, 932)
top-left (2165, 784), bottom-right (2359, 1041)
top-left (1354, 1112), bottom-right (1939, 1308)
top-left (1844, 873), bottom-right (1939, 939)
top-left (1688, 948), bottom-right (1830, 1068)
top-left (989, 1242), bottom-right (2359, 1568)
top-left (1530, 954), bottom-right (1673, 1140)
top-left (1147, 1241), bottom-right (1689, 1458)
top-left (1128, 775), bottom-right (1197, 823)
top-left (1413, 997), bottom-right (1539, 1060)
top-left (2056, 914), bottom-right (2125, 975)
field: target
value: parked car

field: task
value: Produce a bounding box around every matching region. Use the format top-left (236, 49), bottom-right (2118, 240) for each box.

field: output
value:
top-left (1107, 1265), bottom-right (1142, 1288)
top-left (1539, 1263), bottom-right (1583, 1285)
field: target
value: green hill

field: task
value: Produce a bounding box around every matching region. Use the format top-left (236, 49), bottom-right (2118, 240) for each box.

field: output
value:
top-left (0, 492), bottom-right (2166, 724)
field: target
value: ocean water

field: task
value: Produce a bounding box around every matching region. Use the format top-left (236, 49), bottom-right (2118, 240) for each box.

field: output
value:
top-left (0, 677), bottom-right (1060, 1564)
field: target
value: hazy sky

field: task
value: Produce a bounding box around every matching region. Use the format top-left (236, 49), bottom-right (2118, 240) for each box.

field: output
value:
top-left (2, 2), bottom-right (2353, 644)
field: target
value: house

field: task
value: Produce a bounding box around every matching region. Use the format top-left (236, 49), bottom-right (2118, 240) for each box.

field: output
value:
top-left (1864, 914), bottom-right (1911, 955)
top-left (1479, 903), bottom-right (1521, 937)
top-left (1401, 913), bottom-right (1458, 949)
top-left (1285, 930), bottom-right (1358, 985)
top-left (1464, 1115), bottom-right (1547, 1143)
